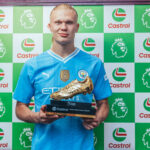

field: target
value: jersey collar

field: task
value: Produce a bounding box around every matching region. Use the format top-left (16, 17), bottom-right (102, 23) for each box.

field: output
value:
top-left (47, 48), bottom-right (80, 63)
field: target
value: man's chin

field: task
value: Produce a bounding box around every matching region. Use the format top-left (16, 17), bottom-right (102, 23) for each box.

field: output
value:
top-left (57, 40), bottom-right (73, 45)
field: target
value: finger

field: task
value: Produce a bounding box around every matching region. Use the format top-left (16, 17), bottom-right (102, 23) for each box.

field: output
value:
top-left (83, 119), bottom-right (98, 124)
top-left (91, 122), bottom-right (99, 128)
top-left (40, 105), bottom-right (47, 112)
top-left (84, 124), bottom-right (94, 130)
top-left (46, 115), bottom-right (59, 119)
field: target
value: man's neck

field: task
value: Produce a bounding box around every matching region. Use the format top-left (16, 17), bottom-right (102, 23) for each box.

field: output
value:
top-left (51, 41), bottom-right (76, 58)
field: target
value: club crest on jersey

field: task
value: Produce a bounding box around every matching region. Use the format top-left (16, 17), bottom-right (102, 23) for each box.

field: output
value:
top-left (78, 70), bottom-right (88, 79)
top-left (60, 70), bottom-right (70, 82)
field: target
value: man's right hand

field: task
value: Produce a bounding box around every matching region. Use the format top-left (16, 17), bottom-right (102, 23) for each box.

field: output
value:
top-left (37, 105), bottom-right (65, 124)
top-left (15, 101), bottom-right (64, 124)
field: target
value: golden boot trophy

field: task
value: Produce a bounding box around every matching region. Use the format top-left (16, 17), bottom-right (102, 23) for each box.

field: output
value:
top-left (46, 76), bottom-right (96, 118)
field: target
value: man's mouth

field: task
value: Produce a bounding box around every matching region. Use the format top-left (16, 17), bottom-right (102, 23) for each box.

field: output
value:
top-left (59, 33), bottom-right (69, 37)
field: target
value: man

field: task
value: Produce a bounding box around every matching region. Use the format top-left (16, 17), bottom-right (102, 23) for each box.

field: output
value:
top-left (13, 4), bottom-right (112, 150)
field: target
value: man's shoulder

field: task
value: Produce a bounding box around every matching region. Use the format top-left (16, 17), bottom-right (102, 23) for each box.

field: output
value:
top-left (78, 49), bottom-right (102, 63)
top-left (25, 50), bottom-right (50, 65)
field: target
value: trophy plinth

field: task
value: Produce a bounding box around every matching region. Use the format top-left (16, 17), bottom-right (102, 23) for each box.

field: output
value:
top-left (46, 100), bottom-right (96, 118)
top-left (46, 77), bottom-right (96, 118)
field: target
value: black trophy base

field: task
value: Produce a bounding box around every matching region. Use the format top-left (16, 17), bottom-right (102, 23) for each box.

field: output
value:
top-left (46, 100), bottom-right (96, 118)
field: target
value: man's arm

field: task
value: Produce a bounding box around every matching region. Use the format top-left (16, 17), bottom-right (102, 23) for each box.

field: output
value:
top-left (16, 101), bottom-right (64, 124)
top-left (82, 98), bottom-right (109, 130)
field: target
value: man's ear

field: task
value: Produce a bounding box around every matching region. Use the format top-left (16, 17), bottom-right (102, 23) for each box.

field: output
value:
top-left (47, 23), bottom-right (51, 31)
top-left (76, 23), bottom-right (79, 32)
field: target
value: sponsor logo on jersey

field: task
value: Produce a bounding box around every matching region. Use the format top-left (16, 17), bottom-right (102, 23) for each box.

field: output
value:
top-left (0, 39), bottom-right (6, 58)
top-left (108, 128), bottom-right (131, 149)
top-left (111, 98), bottom-right (128, 118)
top-left (80, 9), bottom-right (97, 29)
top-left (17, 38), bottom-right (38, 59)
top-left (108, 8), bottom-right (130, 29)
top-left (111, 67), bottom-right (130, 88)
top-left (0, 98), bottom-right (5, 118)
top-left (78, 70), bottom-right (88, 79)
top-left (19, 128), bottom-right (32, 148)
top-left (42, 87), bottom-right (80, 102)
top-left (142, 68), bottom-right (150, 88)
top-left (42, 72), bottom-right (50, 78)
top-left (142, 9), bottom-right (150, 28)
top-left (142, 128), bottom-right (150, 148)
top-left (20, 9), bottom-right (36, 29)
top-left (112, 67), bottom-right (127, 81)
top-left (82, 38), bottom-right (96, 52)
top-left (111, 38), bottom-right (128, 58)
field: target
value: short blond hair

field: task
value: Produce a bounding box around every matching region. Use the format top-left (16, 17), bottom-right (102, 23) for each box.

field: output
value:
top-left (50, 4), bottom-right (78, 22)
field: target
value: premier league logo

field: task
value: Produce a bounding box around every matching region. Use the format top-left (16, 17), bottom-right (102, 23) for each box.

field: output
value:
top-left (111, 98), bottom-right (128, 118)
top-left (0, 39), bottom-right (6, 58)
top-left (142, 128), bottom-right (150, 148)
top-left (80, 9), bottom-right (97, 29)
top-left (142, 68), bottom-right (150, 88)
top-left (142, 9), bottom-right (150, 28)
top-left (19, 128), bottom-right (33, 148)
top-left (111, 38), bottom-right (128, 58)
top-left (20, 9), bottom-right (36, 29)
top-left (0, 98), bottom-right (5, 118)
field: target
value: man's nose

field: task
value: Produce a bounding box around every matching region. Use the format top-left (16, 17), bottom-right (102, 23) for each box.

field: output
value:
top-left (60, 23), bottom-right (67, 30)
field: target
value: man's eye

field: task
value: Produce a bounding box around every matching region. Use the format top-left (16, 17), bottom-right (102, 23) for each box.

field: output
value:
top-left (55, 21), bottom-right (61, 24)
top-left (66, 21), bottom-right (73, 24)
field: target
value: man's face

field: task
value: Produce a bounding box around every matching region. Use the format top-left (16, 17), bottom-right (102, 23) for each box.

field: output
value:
top-left (49, 8), bottom-right (79, 45)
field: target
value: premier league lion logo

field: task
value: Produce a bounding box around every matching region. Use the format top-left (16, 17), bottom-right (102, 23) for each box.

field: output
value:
top-left (20, 9), bottom-right (36, 29)
top-left (0, 39), bottom-right (6, 58)
top-left (142, 128), bottom-right (150, 148)
top-left (0, 99), bottom-right (5, 118)
top-left (142, 68), bottom-right (150, 88)
top-left (111, 38), bottom-right (128, 58)
top-left (142, 9), bottom-right (150, 28)
top-left (111, 98), bottom-right (128, 118)
top-left (19, 128), bottom-right (33, 148)
top-left (80, 9), bottom-right (97, 29)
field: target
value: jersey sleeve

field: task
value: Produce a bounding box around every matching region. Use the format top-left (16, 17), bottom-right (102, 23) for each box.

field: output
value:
top-left (13, 60), bottom-right (35, 104)
top-left (93, 61), bottom-right (112, 100)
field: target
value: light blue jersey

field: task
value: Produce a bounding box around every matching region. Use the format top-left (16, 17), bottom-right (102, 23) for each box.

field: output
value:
top-left (13, 48), bottom-right (112, 150)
